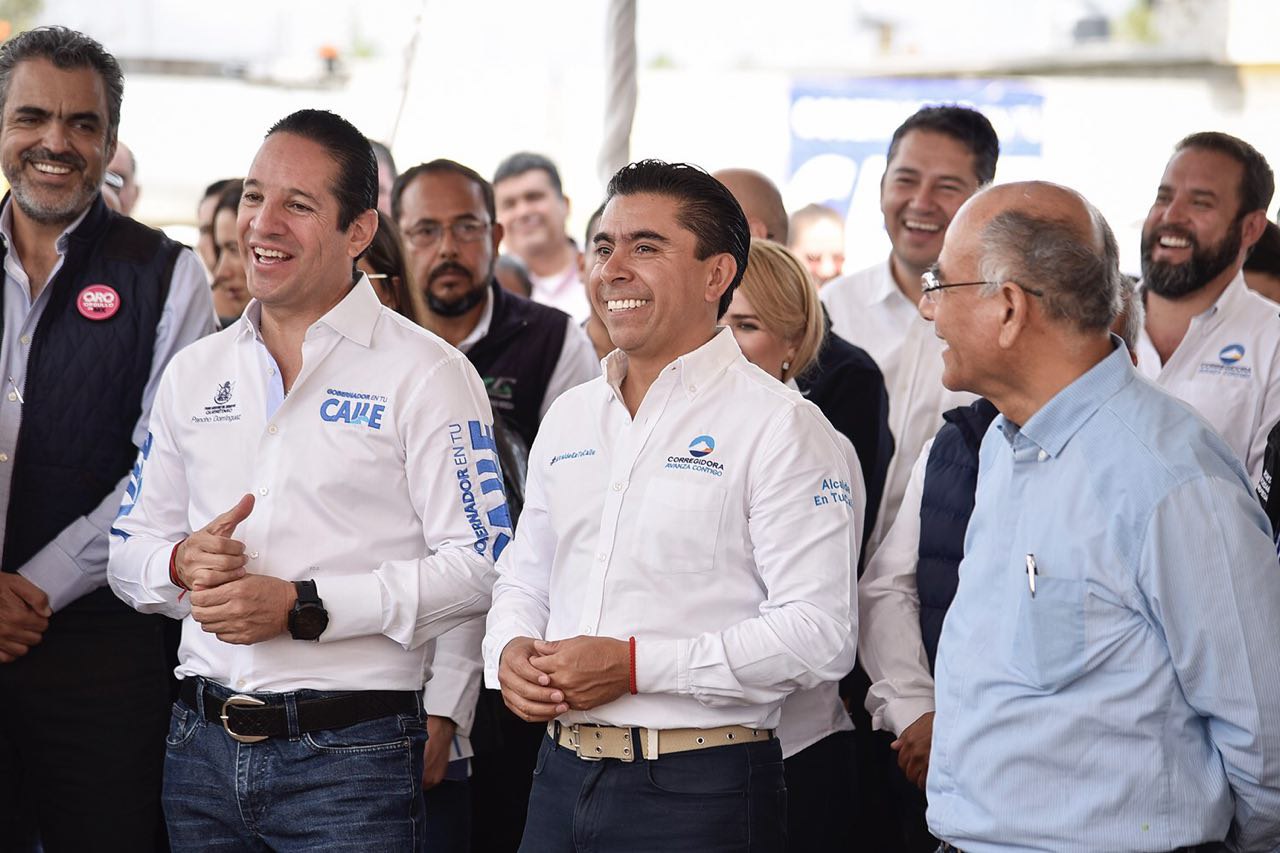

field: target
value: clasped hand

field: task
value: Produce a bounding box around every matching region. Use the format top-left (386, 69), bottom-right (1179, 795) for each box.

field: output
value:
top-left (177, 494), bottom-right (295, 645)
top-left (498, 635), bottom-right (631, 722)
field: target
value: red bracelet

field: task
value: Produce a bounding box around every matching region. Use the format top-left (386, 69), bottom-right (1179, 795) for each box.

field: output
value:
top-left (628, 636), bottom-right (638, 695)
top-left (169, 539), bottom-right (189, 596)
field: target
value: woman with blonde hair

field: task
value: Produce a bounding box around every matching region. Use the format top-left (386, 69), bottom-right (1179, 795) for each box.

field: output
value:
top-left (724, 238), bottom-right (862, 850)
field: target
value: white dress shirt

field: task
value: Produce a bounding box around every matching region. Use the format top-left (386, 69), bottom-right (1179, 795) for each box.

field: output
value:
top-left (821, 260), bottom-right (974, 555)
top-left (483, 328), bottom-right (858, 731)
top-left (0, 199), bottom-right (216, 611)
top-left (109, 278), bottom-right (508, 693)
top-left (1136, 271), bottom-right (1280, 483)
top-left (455, 286), bottom-right (599, 419)
top-left (529, 262), bottom-right (592, 324)
top-left (858, 440), bottom-right (935, 737)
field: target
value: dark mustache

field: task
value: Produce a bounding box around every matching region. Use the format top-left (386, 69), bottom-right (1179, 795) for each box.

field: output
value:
top-left (428, 262), bottom-right (471, 285)
top-left (21, 147), bottom-right (86, 171)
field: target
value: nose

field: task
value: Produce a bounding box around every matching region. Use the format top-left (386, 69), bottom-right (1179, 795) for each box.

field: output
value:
top-left (41, 119), bottom-right (70, 153)
top-left (918, 291), bottom-right (936, 321)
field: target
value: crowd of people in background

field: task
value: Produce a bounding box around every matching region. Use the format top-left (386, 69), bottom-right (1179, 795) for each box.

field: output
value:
top-left (4, 22), bottom-right (1280, 853)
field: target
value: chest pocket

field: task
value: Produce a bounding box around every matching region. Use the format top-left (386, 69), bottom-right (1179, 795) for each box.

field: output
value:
top-left (632, 479), bottom-right (726, 573)
top-left (1010, 575), bottom-right (1087, 691)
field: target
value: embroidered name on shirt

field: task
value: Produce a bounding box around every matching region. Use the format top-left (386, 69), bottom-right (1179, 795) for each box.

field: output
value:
top-left (192, 380), bottom-right (242, 424)
top-left (813, 476), bottom-right (853, 508)
top-left (320, 387), bottom-right (388, 429)
top-left (551, 448), bottom-right (596, 466)
top-left (665, 435), bottom-right (724, 477)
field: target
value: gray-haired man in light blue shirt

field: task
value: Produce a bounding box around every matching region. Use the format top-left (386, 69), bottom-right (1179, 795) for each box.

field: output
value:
top-left (919, 180), bottom-right (1280, 853)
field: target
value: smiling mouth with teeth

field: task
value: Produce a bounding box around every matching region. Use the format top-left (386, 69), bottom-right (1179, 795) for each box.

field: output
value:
top-left (904, 219), bottom-right (942, 233)
top-left (254, 247), bottom-right (293, 264)
top-left (1158, 234), bottom-right (1192, 249)
top-left (32, 162), bottom-right (72, 175)
top-left (606, 298), bottom-right (650, 312)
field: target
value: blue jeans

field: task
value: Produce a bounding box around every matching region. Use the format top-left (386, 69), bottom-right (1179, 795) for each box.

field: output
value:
top-left (519, 732), bottom-right (787, 852)
top-left (162, 677), bottom-right (428, 852)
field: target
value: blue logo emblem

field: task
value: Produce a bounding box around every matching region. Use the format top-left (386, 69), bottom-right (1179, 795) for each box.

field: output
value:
top-left (1219, 344), bottom-right (1245, 365)
top-left (688, 435), bottom-right (715, 458)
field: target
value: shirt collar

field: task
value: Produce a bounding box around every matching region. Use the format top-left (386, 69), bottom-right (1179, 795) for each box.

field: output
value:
top-left (236, 274), bottom-right (383, 347)
top-left (1002, 336), bottom-right (1134, 457)
top-left (868, 257), bottom-right (899, 305)
top-left (0, 196), bottom-right (93, 257)
top-left (455, 286), bottom-right (495, 354)
top-left (603, 326), bottom-right (742, 400)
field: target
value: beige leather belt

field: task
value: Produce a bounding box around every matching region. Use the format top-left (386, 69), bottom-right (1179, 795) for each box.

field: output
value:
top-left (548, 721), bottom-right (773, 762)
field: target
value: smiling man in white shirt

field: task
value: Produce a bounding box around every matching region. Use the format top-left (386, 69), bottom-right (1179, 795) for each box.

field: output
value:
top-left (821, 106), bottom-right (999, 555)
top-left (1138, 131), bottom-right (1280, 483)
top-left (483, 160), bottom-right (858, 853)
top-left (108, 110), bottom-right (509, 852)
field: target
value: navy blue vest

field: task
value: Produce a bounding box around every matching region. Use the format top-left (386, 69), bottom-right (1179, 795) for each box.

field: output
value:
top-left (465, 280), bottom-right (570, 448)
top-left (916, 397), bottom-right (999, 670)
top-left (0, 196), bottom-right (180, 614)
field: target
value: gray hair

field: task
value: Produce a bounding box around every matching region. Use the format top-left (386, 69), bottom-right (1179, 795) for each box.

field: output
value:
top-left (977, 204), bottom-right (1122, 333)
top-left (0, 27), bottom-right (124, 145)
top-left (1115, 274), bottom-right (1145, 353)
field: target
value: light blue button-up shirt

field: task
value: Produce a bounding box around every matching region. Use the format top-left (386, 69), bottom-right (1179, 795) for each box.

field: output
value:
top-left (928, 340), bottom-right (1280, 853)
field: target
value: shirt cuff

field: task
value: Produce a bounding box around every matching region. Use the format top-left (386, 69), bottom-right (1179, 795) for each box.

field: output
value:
top-left (19, 539), bottom-right (101, 612)
top-left (881, 696), bottom-right (936, 738)
top-left (315, 574), bottom-right (384, 643)
top-left (634, 637), bottom-right (684, 695)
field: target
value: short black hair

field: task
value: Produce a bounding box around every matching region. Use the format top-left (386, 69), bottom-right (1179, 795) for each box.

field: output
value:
top-left (584, 201), bottom-right (606, 249)
top-left (266, 109), bottom-right (377, 230)
top-left (0, 27), bottom-right (124, 145)
top-left (1175, 131), bottom-right (1275, 218)
top-left (1246, 220), bottom-right (1280, 276)
top-left (212, 179), bottom-right (245, 219)
top-left (203, 178), bottom-right (240, 202)
top-left (886, 105), bottom-right (1000, 186)
top-left (493, 151), bottom-right (564, 196)
top-left (391, 159), bottom-right (495, 223)
top-left (603, 159), bottom-right (750, 316)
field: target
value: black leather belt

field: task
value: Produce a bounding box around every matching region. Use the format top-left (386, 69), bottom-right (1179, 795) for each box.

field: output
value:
top-left (180, 678), bottom-right (419, 743)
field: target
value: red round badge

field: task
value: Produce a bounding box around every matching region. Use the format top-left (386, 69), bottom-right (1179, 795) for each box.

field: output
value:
top-left (77, 284), bottom-right (120, 320)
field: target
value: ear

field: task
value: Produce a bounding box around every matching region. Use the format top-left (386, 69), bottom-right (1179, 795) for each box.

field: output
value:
top-left (491, 220), bottom-right (505, 254)
top-left (1239, 209), bottom-right (1268, 255)
top-left (747, 218), bottom-right (769, 240)
top-left (704, 253), bottom-right (737, 307)
top-left (346, 208), bottom-right (378, 259)
top-left (995, 281), bottom-right (1032, 350)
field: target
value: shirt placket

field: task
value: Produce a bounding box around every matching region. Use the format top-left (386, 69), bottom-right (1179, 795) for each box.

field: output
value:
top-left (574, 374), bottom-right (678, 635)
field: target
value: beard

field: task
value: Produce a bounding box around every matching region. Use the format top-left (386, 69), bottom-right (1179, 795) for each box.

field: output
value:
top-left (3, 146), bottom-right (99, 226)
top-left (1140, 217), bottom-right (1242, 299)
top-left (424, 261), bottom-right (489, 317)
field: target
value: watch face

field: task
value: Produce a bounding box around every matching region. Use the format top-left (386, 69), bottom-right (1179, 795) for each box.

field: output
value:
top-left (292, 605), bottom-right (329, 640)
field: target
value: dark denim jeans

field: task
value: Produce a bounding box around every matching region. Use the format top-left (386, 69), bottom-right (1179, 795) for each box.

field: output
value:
top-left (518, 732), bottom-right (787, 853)
top-left (162, 677), bottom-right (428, 852)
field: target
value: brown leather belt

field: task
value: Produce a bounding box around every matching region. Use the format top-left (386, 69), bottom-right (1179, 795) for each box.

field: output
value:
top-left (548, 721), bottom-right (773, 762)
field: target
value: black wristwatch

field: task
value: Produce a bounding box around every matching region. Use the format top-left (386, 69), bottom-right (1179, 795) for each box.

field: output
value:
top-left (288, 579), bottom-right (329, 641)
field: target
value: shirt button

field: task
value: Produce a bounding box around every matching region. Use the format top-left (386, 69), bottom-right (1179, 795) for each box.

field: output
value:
top-left (582, 625), bottom-right (594, 634)
top-left (0, 453), bottom-right (8, 462)
top-left (611, 481), bottom-right (623, 492)
top-left (596, 552), bottom-right (607, 563)
top-left (19, 335), bottom-right (29, 345)
top-left (237, 679), bottom-right (247, 688)
top-left (688, 384), bottom-right (697, 393)
top-left (6, 391), bottom-right (15, 402)
top-left (267, 367), bottom-right (276, 376)
top-left (267, 424), bottom-right (278, 435)
top-left (250, 551), bottom-right (259, 559)
top-left (258, 487), bottom-right (269, 496)
top-left (1037, 450), bottom-right (1048, 462)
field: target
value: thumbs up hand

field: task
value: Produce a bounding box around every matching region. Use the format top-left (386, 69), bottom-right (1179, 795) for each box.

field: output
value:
top-left (174, 494), bottom-right (255, 591)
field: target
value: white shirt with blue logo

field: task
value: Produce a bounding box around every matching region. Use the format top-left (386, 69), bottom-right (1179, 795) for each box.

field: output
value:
top-left (108, 277), bottom-right (510, 693)
top-left (1137, 271), bottom-right (1280, 484)
top-left (482, 327), bottom-right (859, 737)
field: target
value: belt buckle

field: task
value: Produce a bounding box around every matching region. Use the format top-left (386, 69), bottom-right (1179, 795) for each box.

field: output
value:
top-left (220, 694), bottom-right (269, 743)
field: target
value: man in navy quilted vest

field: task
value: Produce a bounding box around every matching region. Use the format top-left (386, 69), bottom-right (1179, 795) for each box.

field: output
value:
top-left (0, 26), bottom-right (215, 853)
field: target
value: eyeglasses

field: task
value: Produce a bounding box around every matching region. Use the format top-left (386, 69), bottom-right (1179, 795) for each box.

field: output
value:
top-left (920, 269), bottom-right (1044, 304)
top-left (401, 219), bottom-right (490, 249)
